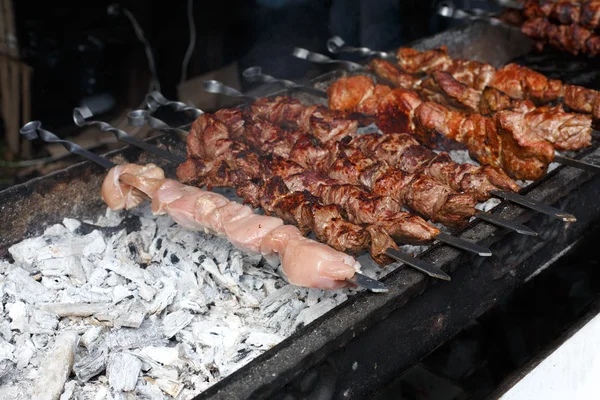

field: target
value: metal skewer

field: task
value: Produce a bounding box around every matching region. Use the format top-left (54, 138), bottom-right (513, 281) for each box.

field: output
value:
top-left (326, 36), bottom-right (397, 62)
top-left (21, 119), bottom-right (391, 293)
top-left (72, 107), bottom-right (183, 165)
top-left (242, 66), bottom-right (328, 98)
top-left (436, 1), bottom-right (508, 27)
top-left (292, 47), bottom-right (365, 72)
top-left (203, 80), bottom-right (257, 103)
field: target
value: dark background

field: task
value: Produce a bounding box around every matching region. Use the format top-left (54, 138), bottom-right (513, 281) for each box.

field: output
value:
top-left (9, 0), bottom-right (446, 131)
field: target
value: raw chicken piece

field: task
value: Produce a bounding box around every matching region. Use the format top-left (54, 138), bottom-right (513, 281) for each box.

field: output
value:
top-left (261, 225), bottom-right (360, 290)
top-left (101, 163), bottom-right (165, 210)
top-left (203, 202), bottom-right (254, 236)
top-left (224, 214), bottom-right (284, 254)
top-left (151, 180), bottom-right (200, 215)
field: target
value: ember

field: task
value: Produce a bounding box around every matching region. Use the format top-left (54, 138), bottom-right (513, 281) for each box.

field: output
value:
top-left (0, 204), bottom-right (374, 399)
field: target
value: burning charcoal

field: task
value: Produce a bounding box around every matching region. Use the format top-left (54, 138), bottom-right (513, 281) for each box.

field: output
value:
top-left (104, 317), bottom-right (166, 350)
top-left (30, 331), bottom-right (79, 400)
top-left (31, 334), bottom-right (49, 350)
top-left (0, 337), bottom-right (15, 363)
top-left (244, 331), bottom-right (284, 350)
top-left (60, 381), bottom-right (78, 399)
top-left (0, 320), bottom-right (12, 342)
top-left (135, 379), bottom-right (166, 399)
top-left (162, 310), bottom-right (194, 338)
top-left (7, 301), bottom-right (29, 332)
top-left (73, 346), bottom-right (108, 382)
top-left (148, 279), bottom-right (177, 315)
top-left (14, 335), bottom-right (36, 369)
top-left (5, 267), bottom-right (54, 304)
top-left (62, 218), bottom-right (82, 232)
top-left (30, 309), bottom-right (59, 333)
top-left (8, 237), bottom-right (48, 266)
top-left (144, 377), bottom-right (184, 398)
top-left (0, 359), bottom-right (14, 380)
top-left (106, 352), bottom-right (142, 392)
top-left (476, 197), bottom-right (502, 212)
top-left (97, 258), bottom-right (155, 302)
top-left (138, 346), bottom-right (181, 367)
top-left (80, 326), bottom-right (105, 349)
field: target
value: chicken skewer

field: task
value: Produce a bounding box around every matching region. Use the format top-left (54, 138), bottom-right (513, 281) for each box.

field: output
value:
top-left (201, 82), bottom-right (574, 221)
top-left (19, 120), bottom-right (389, 292)
top-left (75, 107), bottom-right (454, 281)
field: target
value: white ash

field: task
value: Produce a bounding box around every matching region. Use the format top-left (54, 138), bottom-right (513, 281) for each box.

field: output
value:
top-left (0, 204), bottom-right (420, 399)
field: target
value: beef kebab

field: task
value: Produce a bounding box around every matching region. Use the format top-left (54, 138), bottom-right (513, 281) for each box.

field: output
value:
top-left (326, 74), bottom-right (587, 181)
top-left (368, 58), bottom-right (593, 152)
top-left (324, 37), bottom-right (600, 127)
top-left (210, 108), bottom-right (481, 229)
top-left (20, 121), bottom-right (391, 292)
top-left (522, 0), bottom-right (600, 31)
top-left (521, 16), bottom-right (600, 56)
top-left (176, 111), bottom-right (493, 258)
top-left (393, 46), bottom-right (600, 127)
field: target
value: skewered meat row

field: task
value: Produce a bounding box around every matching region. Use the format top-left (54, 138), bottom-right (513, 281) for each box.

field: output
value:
top-left (249, 96), bottom-right (520, 198)
top-left (327, 75), bottom-right (556, 180)
top-left (368, 58), bottom-right (593, 151)
top-left (394, 46), bottom-right (600, 125)
top-left (101, 163), bottom-right (361, 290)
top-left (177, 112), bottom-right (443, 258)
top-left (213, 108), bottom-right (479, 227)
top-left (522, 16), bottom-right (600, 55)
top-left (523, 0), bottom-right (600, 30)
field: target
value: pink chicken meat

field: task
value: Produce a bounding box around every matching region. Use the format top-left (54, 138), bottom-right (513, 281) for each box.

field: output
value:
top-left (102, 163), bottom-right (361, 290)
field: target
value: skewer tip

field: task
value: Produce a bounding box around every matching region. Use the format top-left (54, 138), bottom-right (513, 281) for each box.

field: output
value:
top-left (346, 273), bottom-right (389, 293)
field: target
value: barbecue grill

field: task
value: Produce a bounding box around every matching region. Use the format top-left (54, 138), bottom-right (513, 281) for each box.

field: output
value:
top-left (2, 20), bottom-right (600, 399)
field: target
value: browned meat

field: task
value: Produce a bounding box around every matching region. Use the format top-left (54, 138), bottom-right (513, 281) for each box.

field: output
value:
top-left (523, 0), bottom-right (600, 30)
top-left (328, 75), bottom-right (555, 180)
top-left (521, 17), bottom-right (600, 56)
top-left (347, 133), bottom-right (519, 198)
top-left (430, 71), bottom-right (482, 112)
top-left (396, 47), bottom-right (496, 91)
top-left (368, 59), bottom-right (421, 89)
top-left (480, 87), bottom-right (536, 115)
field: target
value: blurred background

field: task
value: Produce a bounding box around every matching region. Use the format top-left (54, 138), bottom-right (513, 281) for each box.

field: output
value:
top-left (0, 0), bottom-right (498, 189)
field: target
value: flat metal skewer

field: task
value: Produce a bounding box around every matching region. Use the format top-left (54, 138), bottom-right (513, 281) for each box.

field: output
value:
top-left (385, 248), bottom-right (451, 281)
top-left (203, 80), bottom-right (257, 103)
top-left (21, 119), bottom-right (389, 293)
top-left (292, 47), bottom-right (365, 72)
top-left (326, 36), bottom-right (397, 62)
top-left (490, 190), bottom-right (577, 222)
top-left (20, 121), bottom-right (116, 169)
top-left (72, 107), bottom-right (183, 165)
top-left (435, 232), bottom-right (492, 256)
top-left (242, 66), bottom-right (328, 98)
top-left (554, 154), bottom-right (600, 175)
top-left (474, 211), bottom-right (537, 236)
